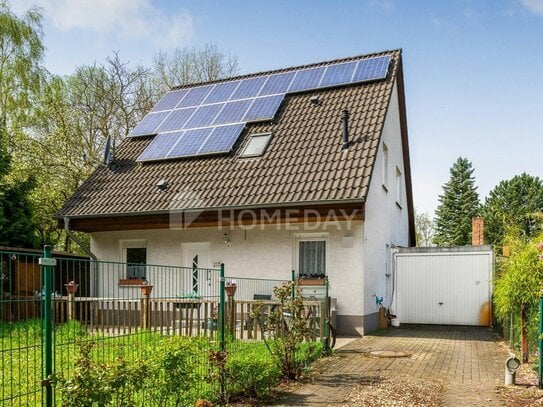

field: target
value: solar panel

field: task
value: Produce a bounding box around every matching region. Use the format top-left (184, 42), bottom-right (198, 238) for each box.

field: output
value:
top-left (319, 61), bottom-right (358, 88)
top-left (352, 55), bottom-right (391, 83)
top-left (137, 132), bottom-right (182, 161)
top-left (184, 103), bottom-right (225, 129)
top-left (244, 95), bottom-right (284, 122)
top-left (213, 99), bottom-right (252, 125)
top-left (258, 72), bottom-right (296, 96)
top-left (167, 127), bottom-right (213, 158)
top-left (134, 53), bottom-right (393, 159)
top-left (288, 66), bottom-right (326, 93)
top-left (198, 124), bottom-right (245, 154)
top-left (151, 89), bottom-right (189, 112)
top-left (203, 81), bottom-right (240, 104)
top-left (176, 85), bottom-right (214, 108)
top-left (230, 76), bottom-right (267, 100)
top-left (129, 111), bottom-right (170, 136)
top-left (155, 107), bottom-right (196, 133)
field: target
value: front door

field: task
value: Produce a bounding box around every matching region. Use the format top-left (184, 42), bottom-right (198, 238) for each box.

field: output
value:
top-left (182, 242), bottom-right (212, 296)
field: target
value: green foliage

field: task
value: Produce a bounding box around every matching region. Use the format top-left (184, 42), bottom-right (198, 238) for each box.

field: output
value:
top-left (54, 342), bottom-right (147, 407)
top-left (253, 282), bottom-right (323, 380)
top-left (0, 0), bottom-right (45, 140)
top-left (144, 336), bottom-right (207, 406)
top-left (493, 229), bottom-right (543, 322)
top-left (0, 142), bottom-right (38, 248)
top-left (481, 173), bottom-right (543, 248)
top-left (433, 157), bottom-right (479, 246)
top-left (225, 348), bottom-right (281, 400)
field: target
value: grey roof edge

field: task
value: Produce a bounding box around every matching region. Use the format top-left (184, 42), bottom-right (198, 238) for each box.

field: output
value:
top-left (56, 197), bottom-right (366, 220)
top-left (397, 245), bottom-right (493, 254)
top-left (171, 49), bottom-right (402, 91)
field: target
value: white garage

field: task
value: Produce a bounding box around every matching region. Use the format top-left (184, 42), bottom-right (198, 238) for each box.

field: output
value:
top-left (392, 246), bottom-right (493, 326)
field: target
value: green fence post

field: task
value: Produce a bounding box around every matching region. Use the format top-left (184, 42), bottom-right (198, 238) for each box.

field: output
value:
top-left (539, 291), bottom-right (543, 389)
top-left (291, 270), bottom-right (295, 300)
top-left (219, 263), bottom-right (226, 351)
top-left (324, 276), bottom-right (330, 351)
top-left (41, 245), bottom-right (54, 407)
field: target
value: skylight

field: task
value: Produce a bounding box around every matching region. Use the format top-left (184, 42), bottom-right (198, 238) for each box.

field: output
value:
top-left (240, 133), bottom-right (272, 157)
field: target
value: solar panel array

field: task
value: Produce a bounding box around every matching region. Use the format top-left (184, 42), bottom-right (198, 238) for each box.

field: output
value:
top-left (133, 55), bottom-right (391, 161)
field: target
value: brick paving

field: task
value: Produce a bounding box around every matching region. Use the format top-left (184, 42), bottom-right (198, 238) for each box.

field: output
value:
top-left (271, 325), bottom-right (508, 406)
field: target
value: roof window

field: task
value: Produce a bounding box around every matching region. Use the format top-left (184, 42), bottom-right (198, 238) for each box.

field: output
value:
top-left (240, 133), bottom-right (272, 158)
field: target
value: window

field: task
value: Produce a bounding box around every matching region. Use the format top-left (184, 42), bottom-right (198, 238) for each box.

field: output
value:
top-left (395, 166), bottom-right (402, 207)
top-left (240, 133), bottom-right (272, 157)
top-left (298, 240), bottom-right (326, 278)
top-left (121, 240), bottom-right (147, 280)
top-left (382, 143), bottom-right (389, 189)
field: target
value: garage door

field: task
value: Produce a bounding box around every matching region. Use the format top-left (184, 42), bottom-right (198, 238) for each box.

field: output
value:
top-left (394, 249), bottom-right (493, 326)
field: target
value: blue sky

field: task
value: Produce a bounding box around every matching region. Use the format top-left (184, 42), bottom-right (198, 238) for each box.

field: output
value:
top-left (12, 0), bottom-right (543, 216)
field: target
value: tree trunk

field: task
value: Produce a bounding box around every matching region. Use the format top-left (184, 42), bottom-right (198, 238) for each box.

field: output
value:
top-left (521, 303), bottom-right (529, 363)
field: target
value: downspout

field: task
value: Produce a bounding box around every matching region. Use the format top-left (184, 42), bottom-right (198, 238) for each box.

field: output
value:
top-left (64, 216), bottom-right (98, 296)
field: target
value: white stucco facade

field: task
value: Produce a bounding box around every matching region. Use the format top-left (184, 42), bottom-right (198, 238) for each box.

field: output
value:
top-left (361, 81), bottom-right (410, 330)
top-left (90, 221), bottom-right (366, 333)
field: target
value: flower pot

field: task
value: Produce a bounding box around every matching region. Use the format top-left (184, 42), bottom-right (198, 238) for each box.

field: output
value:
top-left (225, 284), bottom-right (237, 297)
top-left (64, 281), bottom-right (79, 295)
top-left (140, 284), bottom-right (153, 296)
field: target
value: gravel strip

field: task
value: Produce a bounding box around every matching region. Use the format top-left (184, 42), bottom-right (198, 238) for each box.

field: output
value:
top-left (346, 375), bottom-right (444, 406)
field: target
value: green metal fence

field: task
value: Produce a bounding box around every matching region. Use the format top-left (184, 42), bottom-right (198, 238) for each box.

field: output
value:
top-left (1, 247), bottom-right (330, 406)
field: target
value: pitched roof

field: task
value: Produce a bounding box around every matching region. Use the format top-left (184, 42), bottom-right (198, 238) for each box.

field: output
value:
top-left (58, 49), bottom-right (407, 219)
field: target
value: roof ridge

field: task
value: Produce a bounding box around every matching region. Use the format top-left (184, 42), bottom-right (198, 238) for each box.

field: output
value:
top-left (171, 48), bottom-right (401, 90)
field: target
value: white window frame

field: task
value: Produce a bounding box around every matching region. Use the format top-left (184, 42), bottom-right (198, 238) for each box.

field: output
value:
top-left (395, 165), bottom-right (402, 208)
top-left (292, 233), bottom-right (329, 278)
top-left (382, 142), bottom-right (389, 191)
top-left (120, 239), bottom-right (147, 280)
top-left (240, 132), bottom-right (272, 158)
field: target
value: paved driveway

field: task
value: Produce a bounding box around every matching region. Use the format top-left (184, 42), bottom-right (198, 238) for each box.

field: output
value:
top-left (272, 325), bottom-right (509, 406)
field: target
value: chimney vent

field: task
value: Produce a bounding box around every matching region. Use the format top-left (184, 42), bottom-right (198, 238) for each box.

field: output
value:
top-left (341, 109), bottom-right (350, 150)
top-left (472, 217), bottom-right (484, 246)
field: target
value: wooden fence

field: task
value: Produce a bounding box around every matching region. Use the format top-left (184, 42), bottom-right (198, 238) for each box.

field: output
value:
top-left (52, 296), bottom-right (325, 341)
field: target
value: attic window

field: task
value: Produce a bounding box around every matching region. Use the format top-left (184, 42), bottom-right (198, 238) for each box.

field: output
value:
top-left (240, 133), bottom-right (272, 157)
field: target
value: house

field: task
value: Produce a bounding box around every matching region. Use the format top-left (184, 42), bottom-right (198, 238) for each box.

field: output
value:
top-left (57, 49), bottom-right (415, 336)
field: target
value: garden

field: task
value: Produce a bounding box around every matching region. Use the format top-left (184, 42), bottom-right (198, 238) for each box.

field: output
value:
top-left (1, 281), bottom-right (326, 406)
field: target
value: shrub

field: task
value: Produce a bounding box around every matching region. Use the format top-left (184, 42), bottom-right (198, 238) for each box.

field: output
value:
top-left (252, 282), bottom-right (322, 380)
top-left (53, 342), bottom-right (147, 407)
top-left (226, 347), bottom-right (281, 400)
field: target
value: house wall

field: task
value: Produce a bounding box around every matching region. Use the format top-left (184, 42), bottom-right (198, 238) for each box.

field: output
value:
top-left (90, 221), bottom-right (365, 334)
top-left (361, 81), bottom-right (410, 333)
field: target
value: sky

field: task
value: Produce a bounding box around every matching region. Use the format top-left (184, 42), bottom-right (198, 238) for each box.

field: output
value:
top-left (11, 0), bottom-right (543, 216)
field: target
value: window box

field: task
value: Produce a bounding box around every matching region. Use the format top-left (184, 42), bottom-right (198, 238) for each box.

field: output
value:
top-left (297, 278), bottom-right (326, 286)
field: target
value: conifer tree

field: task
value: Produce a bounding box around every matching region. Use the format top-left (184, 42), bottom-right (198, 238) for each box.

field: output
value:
top-left (433, 157), bottom-right (479, 246)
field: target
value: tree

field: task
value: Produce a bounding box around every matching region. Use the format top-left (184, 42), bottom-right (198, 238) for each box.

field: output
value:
top-left (493, 226), bottom-right (543, 362)
top-left (433, 157), bottom-right (479, 246)
top-left (0, 142), bottom-right (37, 247)
top-left (0, 2), bottom-right (43, 248)
top-left (480, 173), bottom-right (543, 248)
top-left (415, 211), bottom-right (434, 247)
top-left (152, 44), bottom-right (239, 93)
top-left (0, 1), bottom-right (45, 145)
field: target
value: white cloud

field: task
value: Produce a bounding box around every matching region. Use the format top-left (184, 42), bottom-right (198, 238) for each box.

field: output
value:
top-left (369, 0), bottom-right (396, 14)
top-left (520, 0), bottom-right (543, 15)
top-left (12, 0), bottom-right (193, 48)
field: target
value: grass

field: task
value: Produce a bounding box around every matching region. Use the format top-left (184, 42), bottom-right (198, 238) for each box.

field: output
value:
top-left (1, 319), bottom-right (323, 406)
